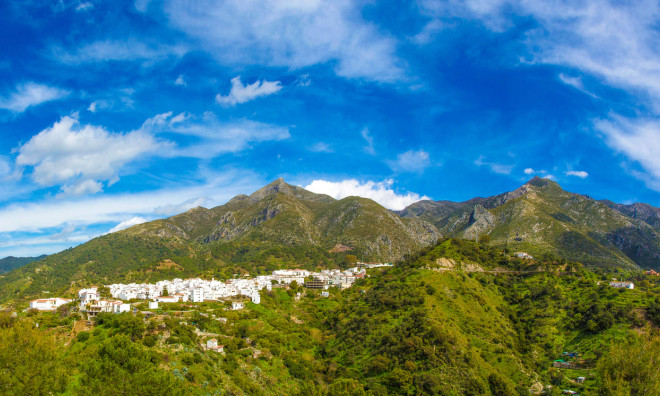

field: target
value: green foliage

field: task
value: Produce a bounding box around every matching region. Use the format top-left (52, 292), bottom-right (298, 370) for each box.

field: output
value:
top-left (79, 334), bottom-right (186, 395)
top-left (0, 321), bottom-right (69, 395)
top-left (598, 333), bottom-right (660, 395)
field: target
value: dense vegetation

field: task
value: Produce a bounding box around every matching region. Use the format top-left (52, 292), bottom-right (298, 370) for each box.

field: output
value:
top-left (0, 255), bottom-right (46, 273)
top-left (1, 239), bottom-right (659, 395)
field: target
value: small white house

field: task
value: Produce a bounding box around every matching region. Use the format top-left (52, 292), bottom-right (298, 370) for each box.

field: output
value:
top-left (29, 298), bottom-right (72, 311)
top-left (321, 291), bottom-right (330, 298)
top-left (190, 288), bottom-right (204, 303)
top-left (149, 301), bottom-right (159, 309)
top-left (609, 281), bottom-right (634, 289)
top-left (86, 300), bottom-right (131, 316)
top-left (78, 287), bottom-right (100, 309)
top-left (231, 301), bottom-right (244, 310)
top-left (514, 252), bottom-right (534, 259)
top-left (251, 292), bottom-right (260, 304)
top-left (155, 295), bottom-right (179, 303)
top-left (206, 338), bottom-right (224, 352)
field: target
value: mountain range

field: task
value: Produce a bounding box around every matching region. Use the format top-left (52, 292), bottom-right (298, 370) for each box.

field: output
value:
top-left (1, 176), bottom-right (659, 303)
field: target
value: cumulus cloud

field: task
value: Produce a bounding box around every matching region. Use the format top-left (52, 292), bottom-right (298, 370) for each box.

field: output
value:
top-left (523, 168), bottom-right (553, 179)
top-left (108, 216), bottom-right (148, 233)
top-left (0, 82), bottom-right (69, 113)
top-left (524, 168), bottom-right (535, 175)
top-left (16, 115), bottom-right (163, 194)
top-left (387, 150), bottom-right (430, 173)
top-left (565, 170), bottom-right (589, 178)
top-left (216, 76), bottom-right (282, 106)
top-left (595, 115), bottom-right (660, 189)
top-left (164, 0), bottom-right (404, 82)
top-left (304, 179), bottom-right (430, 210)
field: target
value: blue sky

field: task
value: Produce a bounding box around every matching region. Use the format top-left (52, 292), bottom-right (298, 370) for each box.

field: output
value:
top-left (1, 0), bottom-right (660, 258)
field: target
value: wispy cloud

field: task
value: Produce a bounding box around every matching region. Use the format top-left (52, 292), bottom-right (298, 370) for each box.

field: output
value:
top-left (474, 156), bottom-right (514, 175)
top-left (361, 128), bottom-right (375, 155)
top-left (76, 2), bottom-right (93, 12)
top-left (53, 39), bottom-right (187, 64)
top-left (558, 73), bottom-right (597, 98)
top-left (164, 0), bottom-right (405, 82)
top-left (387, 149), bottom-right (430, 173)
top-left (595, 115), bottom-right (660, 190)
top-left (145, 112), bottom-right (290, 159)
top-left (309, 142), bottom-right (333, 153)
top-left (216, 76), bottom-right (282, 106)
top-left (0, 82), bottom-right (69, 113)
top-left (304, 179), bottom-right (429, 210)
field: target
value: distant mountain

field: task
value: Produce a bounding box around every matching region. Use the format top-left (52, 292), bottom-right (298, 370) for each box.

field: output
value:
top-left (3, 176), bottom-right (660, 304)
top-left (0, 255), bottom-right (46, 273)
top-left (399, 176), bottom-right (660, 269)
top-left (0, 179), bottom-right (440, 302)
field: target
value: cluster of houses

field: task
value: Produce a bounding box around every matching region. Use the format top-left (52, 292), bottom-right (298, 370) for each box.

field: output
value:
top-left (28, 265), bottom-right (379, 314)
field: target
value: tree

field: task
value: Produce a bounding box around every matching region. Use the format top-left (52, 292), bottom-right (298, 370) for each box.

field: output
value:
top-left (346, 255), bottom-right (358, 265)
top-left (598, 333), bottom-right (660, 395)
top-left (0, 321), bottom-right (69, 395)
top-left (478, 234), bottom-right (491, 245)
top-left (79, 334), bottom-right (186, 395)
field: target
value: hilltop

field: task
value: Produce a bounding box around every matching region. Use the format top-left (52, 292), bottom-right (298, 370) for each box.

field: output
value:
top-left (399, 176), bottom-right (660, 269)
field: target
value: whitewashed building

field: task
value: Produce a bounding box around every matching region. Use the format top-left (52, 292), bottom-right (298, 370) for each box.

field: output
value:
top-left (29, 298), bottom-right (72, 311)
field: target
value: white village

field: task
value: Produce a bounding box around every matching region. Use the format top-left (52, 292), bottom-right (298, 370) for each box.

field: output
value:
top-left (29, 264), bottom-right (393, 315)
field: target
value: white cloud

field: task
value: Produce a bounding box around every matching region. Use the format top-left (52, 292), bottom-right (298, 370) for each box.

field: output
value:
top-left (0, 170), bottom-right (260, 234)
top-left (387, 149), bottom-right (430, 173)
top-left (175, 74), bottom-right (186, 86)
top-left (474, 156), bottom-right (514, 175)
top-left (309, 142), bottom-right (333, 153)
top-left (304, 179), bottom-right (430, 210)
top-left (565, 170), bottom-right (589, 178)
top-left (54, 39), bottom-right (187, 64)
top-left (0, 82), bottom-right (69, 113)
top-left (146, 112), bottom-right (290, 159)
top-left (216, 76), bottom-right (282, 106)
top-left (164, 0), bottom-right (404, 82)
top-left (558, 73), bottom-right (598, 98)
top-left (76, 2), bottom-right (93, 12)
top-left (59, 180), bottom-right (104, 196)
top-left (87, 101), bottom-right (97, 112)
top-left (524, 167), bottom-right (535, 175)
top-left (16, 115), bottom-right (163, 193)
top-left (595, 115), bottom-right (660, 190)
top-left (361, 128), bottom-right (375, 155)
top-left (108, 216), bottom-right (148, 233)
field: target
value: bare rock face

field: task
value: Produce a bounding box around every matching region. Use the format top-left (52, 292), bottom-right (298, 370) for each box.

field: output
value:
top-left (464, 204), bottom-right (495, 239)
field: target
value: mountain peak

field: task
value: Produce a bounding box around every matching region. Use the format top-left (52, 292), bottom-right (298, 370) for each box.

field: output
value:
top-left (249, 178), bottom-right (335, 203)
top-left (525, 176), bottom-right (556, 188)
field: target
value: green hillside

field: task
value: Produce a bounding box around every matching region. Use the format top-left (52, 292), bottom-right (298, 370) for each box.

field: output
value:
top-left (0, 255), bottom-right (46, 273)
top-left (2, 239), bottom-right (659, 395)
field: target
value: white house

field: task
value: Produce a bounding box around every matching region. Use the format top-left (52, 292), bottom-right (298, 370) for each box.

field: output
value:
top-left (206, 338), bottom-right (224, 352)
top-left (78, 287), bottom-right (100, 309)
top-left (191, 288), bottom-right (204, 303)
top-left (29, 298), bottom-right (72, 311)
top-left (609, 281), bottom-right (634, 289)
top-left (148, 301), bottom-right (159, 310)
top-left (231, 301), bottom-right (244, 310)
top-left (251, 292), bottom-right (260, 304)
top-left (87, 300), bottom-right (130, 316)
top-left (156, 295), bottom-right (180, 303)
top-left (321, 291), bottom-right (330, 297)
top-left (514, 252), bottom-right (534, 259)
